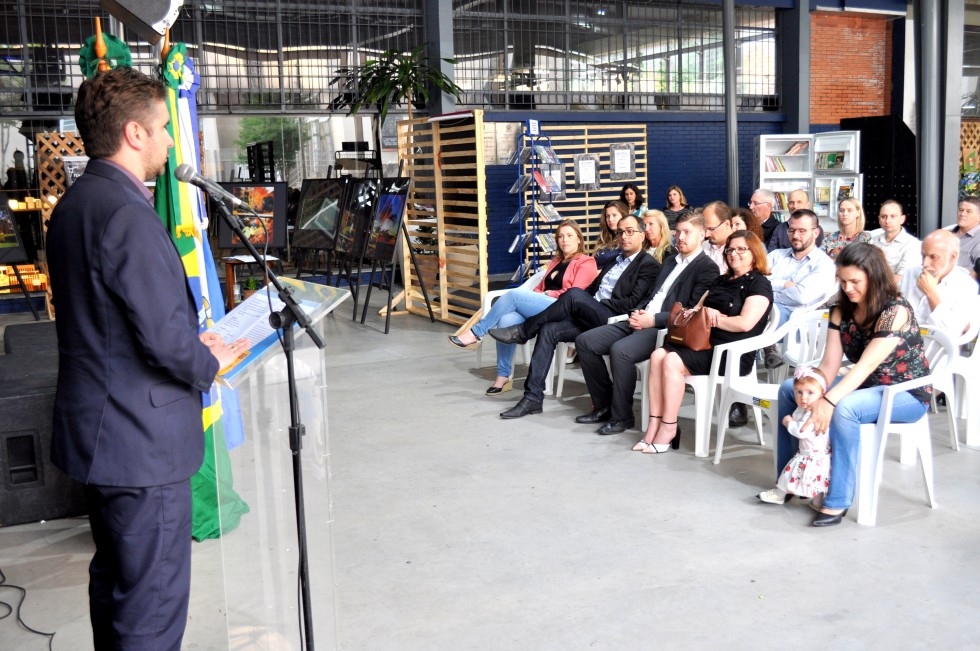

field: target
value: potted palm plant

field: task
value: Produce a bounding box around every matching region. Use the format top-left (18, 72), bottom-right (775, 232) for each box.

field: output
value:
top-left (329, 43), bottom-right (463, 168)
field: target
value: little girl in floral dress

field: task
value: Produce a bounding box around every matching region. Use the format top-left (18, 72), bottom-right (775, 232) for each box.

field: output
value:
top-left (758, 366), bottom-right (831, 506)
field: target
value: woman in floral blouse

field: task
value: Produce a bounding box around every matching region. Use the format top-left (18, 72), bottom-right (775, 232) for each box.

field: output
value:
top-left (820, 197), bottom-right (871, 260)
top-left (772, 243), bottom-right (931, 527)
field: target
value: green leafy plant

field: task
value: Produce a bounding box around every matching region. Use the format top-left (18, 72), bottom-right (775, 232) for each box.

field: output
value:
top-left (329, 44), bottom-right (463, 160)
top-left (242, 276), bottom-right (261, 291)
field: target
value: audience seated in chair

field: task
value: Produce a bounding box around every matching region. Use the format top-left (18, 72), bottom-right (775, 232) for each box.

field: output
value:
top-left (449, 220), bottom-right (598, 396)
top-left (489, 215), bottom-right (659, 419)
top-left (634, 230), bottom-right (773, 454)
top-left (574, 211), bottom-right (718, 435)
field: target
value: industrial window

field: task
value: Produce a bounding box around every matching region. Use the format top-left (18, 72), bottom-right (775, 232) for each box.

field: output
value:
top-left (0, 1), bottom-right (774, 119)
top-left (452, 1), bottom-right (778, 112)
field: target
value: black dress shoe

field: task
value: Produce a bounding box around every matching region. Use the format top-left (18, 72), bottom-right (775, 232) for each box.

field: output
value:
top-left (811, 508), bottom-right (848, 527)
top-left (728, 403), bottom-right (749, 428)
top-left (500, 397), bottom-right (542, 419)
top-left (575, 407), bottom-right (611, 424)
top-left (596, 420), bottom-right (634, 435)
top-left (488, 325), bottom-right (529, 345)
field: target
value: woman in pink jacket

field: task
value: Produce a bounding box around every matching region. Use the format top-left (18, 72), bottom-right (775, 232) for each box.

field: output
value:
top-left (450, 220), bottom-right (599, 395)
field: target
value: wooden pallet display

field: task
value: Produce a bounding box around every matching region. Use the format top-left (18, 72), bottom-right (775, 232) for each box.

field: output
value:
top-left (35, 131), bottom-right (87, 318)
top-left (399, 110), bottom-right (489, 326)
top-left (517, 123), bottom-right (647, 271)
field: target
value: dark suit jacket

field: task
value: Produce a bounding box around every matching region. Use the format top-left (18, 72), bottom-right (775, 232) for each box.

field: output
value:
top-left (47, 159), bottom-right (219, 487)
top-left (586, 251), bottom-right (661, 315)
top-left (651, 251), bottom-right (722, 328)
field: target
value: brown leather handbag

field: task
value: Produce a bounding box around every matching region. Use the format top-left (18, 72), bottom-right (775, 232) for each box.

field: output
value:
top-left (666, 290), bottom-right (712, 351)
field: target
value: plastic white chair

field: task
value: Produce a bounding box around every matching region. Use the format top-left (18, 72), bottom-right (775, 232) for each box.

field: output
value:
top-left (475, 268), bottom-right (547, 370)
top-left (941, 296), bottom-right (980, 448)
top-left (637, 304), bottom-right (779, 458)
top-left (854, 328), bottom-right (958, 526)
top-left (713, 322), bottom-right (792, 468)
top-left (768, 306), bottom-right (833, 384)
top-left (951, 333), bottom-right (980, 446)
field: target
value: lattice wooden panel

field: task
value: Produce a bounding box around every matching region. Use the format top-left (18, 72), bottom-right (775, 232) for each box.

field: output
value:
top-left (399, 111), bottom-right (488, 326)
top-left (35, 131), bottom-right (86, 317)
top-left (961, 119), bottom-right (980, 170)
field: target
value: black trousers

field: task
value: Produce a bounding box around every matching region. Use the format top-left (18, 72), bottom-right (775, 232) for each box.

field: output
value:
top-left (576, 322), bottom-right (664, 422)
top-left (522, 289), bottom-right (616, 402)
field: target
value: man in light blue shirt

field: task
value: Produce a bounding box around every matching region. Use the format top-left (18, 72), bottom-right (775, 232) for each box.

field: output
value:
top-left (767, 209), bottom-right (837, 327)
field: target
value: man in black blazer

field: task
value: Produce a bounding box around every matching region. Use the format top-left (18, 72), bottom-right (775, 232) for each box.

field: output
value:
top-left (574, 211), bottom-right (720, 433)
top-left (489, 214), bottom-right (660, 418)
top-left (46, 67), bottom-right (244, 651)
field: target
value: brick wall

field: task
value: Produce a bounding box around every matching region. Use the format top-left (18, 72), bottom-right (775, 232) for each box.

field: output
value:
top-left (810, 12), bottom-right (893, 125)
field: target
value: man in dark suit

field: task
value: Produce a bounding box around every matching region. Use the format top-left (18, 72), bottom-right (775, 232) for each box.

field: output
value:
top-left (489, 214), bottom-right (660, 418)
top-left (574, 211), bottom-right (720, 433)
top-left (46, 67), bottom-right (244, 651)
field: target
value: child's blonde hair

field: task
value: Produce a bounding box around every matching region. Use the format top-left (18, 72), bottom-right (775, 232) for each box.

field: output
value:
top-left (793, 366), bottom-right (827, 394)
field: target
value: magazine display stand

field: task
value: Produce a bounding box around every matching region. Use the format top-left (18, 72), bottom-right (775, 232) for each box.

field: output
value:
top-left (206, 278), bottom-right (349, 649)
top-left (508, 120), bottom-right (564, 283)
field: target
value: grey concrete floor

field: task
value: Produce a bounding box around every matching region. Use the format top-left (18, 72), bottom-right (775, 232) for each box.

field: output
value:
top-left (2, 304), bottom-right (980, 650)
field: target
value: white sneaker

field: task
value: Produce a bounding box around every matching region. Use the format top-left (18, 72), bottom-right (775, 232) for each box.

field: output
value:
top-left (757, 488), bottom-right (789, 504)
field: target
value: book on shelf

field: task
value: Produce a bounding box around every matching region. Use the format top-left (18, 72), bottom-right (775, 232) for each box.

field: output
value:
top-left (815, 151), bottom-right (846, 170)
top-left (765, 156), bottom-right (787, 173)
top-left (508, 232), bottom-right (532, 254)
top-left (533, 144), bottom-right (561, 165)
top-left (783, 140), bottom-right (809, 155)
top-left (815, 186), bottom-right (831, 203)
top-left (532, 169), bottom-right (562, 194)
top-left (510, 203), bottom-right (534, 224)
top-left (535, 202), bottom-right (562, 222)
top-left (536, 233), bottom-right (557, 254)
top-left (837, 185), bottom-right (852, 201)
top-left (509, 174), bottom-right (532, 194)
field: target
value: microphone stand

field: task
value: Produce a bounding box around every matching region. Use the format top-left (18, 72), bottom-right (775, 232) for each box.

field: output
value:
top-left (213, 199), bottom-right (321, 650)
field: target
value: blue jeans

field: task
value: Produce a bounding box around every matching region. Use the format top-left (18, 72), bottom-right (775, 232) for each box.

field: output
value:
top-left (471, 289), bottom-right (555, 378)
top-left (776, 378), bottom-right (929, 510)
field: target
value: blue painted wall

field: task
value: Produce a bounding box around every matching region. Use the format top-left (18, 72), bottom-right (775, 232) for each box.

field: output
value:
top-left (483, 112), bottom-right (785, 274)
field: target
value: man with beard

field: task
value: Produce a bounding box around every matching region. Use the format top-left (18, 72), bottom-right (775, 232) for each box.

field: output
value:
top-left (766, 209), bottom-right (837, 327)
top-left (898, 229), bottom-right (978, 335)
top-left (46, 67), bottom-right (245, 650)
top-left (573, 211), bottom-right (719, 434)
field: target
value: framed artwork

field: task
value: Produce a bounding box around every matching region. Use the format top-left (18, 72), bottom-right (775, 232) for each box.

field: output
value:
top-left (215, 182), bottom-right (288, 249)
top-left (291, 177), bottom-right (350, 250)
top-left (363, 177), bottom-right (410, 263)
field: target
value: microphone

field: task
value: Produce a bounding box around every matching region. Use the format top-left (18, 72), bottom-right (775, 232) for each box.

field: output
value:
top-left (174, 164), bottom-right (245, 208)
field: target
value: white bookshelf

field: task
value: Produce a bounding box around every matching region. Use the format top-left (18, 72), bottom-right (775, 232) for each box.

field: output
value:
top-left (754, 131), bottom-right (862, 228)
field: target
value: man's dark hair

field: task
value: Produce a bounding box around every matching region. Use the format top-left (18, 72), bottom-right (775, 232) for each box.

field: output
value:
top-left (960, 195), bottom-right (980, 212)
top-left (75, 67), bottom-right (166, 159)
top-left (789, 208), bottom-right (820, 230)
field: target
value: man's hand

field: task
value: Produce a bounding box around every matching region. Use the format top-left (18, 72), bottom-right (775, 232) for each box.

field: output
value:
top-left (629, 309), bottom-right (655, 330)
top-left (783, 280), bottom-right (797, 289)
top-left (201, 333), bottom-right (249, 370)
top-left (916, 269), bottom-right (942, 309)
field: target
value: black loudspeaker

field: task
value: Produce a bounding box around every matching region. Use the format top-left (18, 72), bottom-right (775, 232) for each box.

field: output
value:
top-left (100, 0), bottom-right (184, 45)
top-left (0, 357), bottom-right (86, 526)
